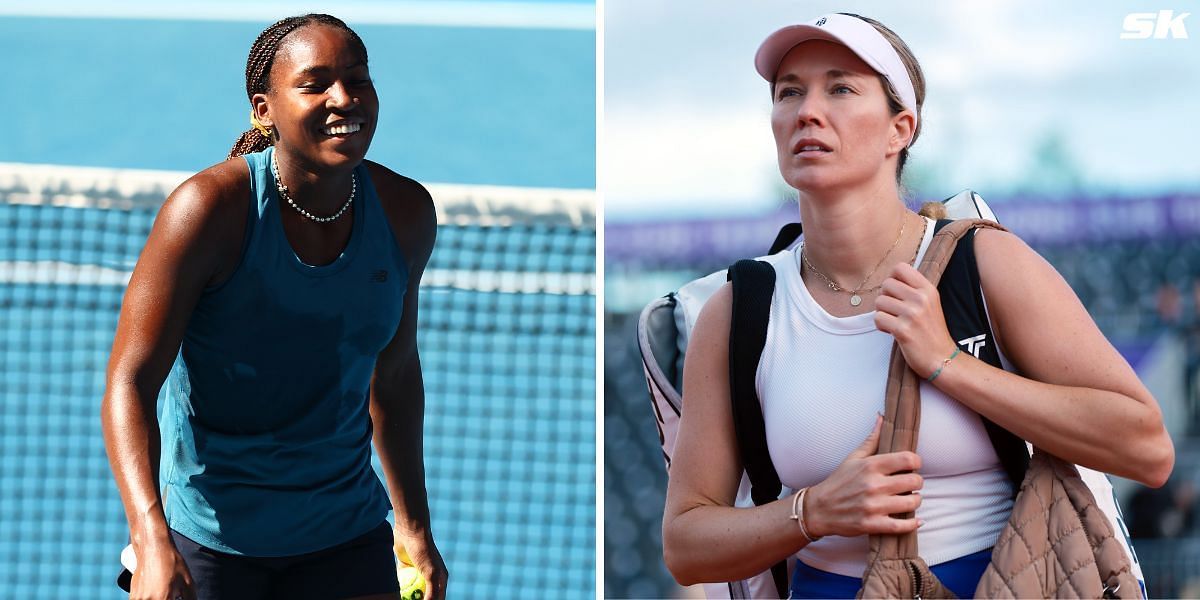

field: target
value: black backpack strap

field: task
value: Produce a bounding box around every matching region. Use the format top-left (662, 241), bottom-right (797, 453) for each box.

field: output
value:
top-left (768, 223), bottom-right (804, 255)
top-left (933, 219), bottom-right (1030, 496)
top-left (727, 259), bottom-right (788, 598)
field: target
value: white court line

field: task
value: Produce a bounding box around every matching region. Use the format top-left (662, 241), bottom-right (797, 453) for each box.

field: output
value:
top-left (0, 261), bottom-right (595, 296)
top-left (0, 1), bottom-right (595, 30)
top-left (424, 267), bottom-right (594, 295)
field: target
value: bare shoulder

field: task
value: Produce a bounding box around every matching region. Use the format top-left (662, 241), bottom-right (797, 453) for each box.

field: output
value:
top-left (973, 227), bottom-right (1033, 260)
top-left (364, 161), bottom-right (435, 226)
top-left (162, 157), bottom-right (251, 231)
top-left (364, 161), bottom-right (431, 200)
top-left (972, 227), bottom-right (1070, 300)
top-left (972, 226), bottom-right (1120, 379)
top-left (151, 157), bottom-right (251, 285)
top-left (692, 282), bottom-right (733, 348)
top-left (364, 161), bottom-right (437, 267)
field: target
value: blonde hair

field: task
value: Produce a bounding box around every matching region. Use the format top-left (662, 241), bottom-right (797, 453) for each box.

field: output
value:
top-left (838, 13), bottom-right (926, 182)
top-left (918, 201), bottom-right (947, 220)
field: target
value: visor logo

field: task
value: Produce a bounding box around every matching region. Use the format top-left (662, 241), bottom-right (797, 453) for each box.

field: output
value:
top-left (1121, 10), bottom-right (1190, 39)
top-left (815, 17), bottom-right (827, 26)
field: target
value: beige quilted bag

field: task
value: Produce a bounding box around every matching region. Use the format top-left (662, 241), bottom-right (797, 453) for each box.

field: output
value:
top-left (856, 219), bottom-right (1140, 599)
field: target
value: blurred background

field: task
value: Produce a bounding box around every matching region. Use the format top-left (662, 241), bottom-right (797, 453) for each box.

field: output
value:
top-left (0, 1), bottom-right (595, 597)
top-left (603, 1), bottom-right (1200, 598)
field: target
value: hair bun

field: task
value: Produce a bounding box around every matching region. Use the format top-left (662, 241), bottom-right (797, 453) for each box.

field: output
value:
top-left (918, 201), bottom-right (947, 220)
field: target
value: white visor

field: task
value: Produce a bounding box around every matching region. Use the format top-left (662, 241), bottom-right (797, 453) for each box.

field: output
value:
top-left (755, 13), bottom-right (918, 120)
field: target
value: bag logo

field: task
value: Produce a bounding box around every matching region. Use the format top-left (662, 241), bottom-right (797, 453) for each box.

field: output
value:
top-left (957, 333), bottom-right (988, 358)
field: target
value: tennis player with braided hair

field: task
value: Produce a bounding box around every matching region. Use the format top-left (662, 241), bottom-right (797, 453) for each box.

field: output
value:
top-left (101, 14), bottom-right (446, 600)
top-left (662, 12), bottom-right (1173, 598)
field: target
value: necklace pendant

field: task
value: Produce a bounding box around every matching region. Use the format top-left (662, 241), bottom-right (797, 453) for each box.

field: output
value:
top-left (849, 294), bottom-right (863, 307)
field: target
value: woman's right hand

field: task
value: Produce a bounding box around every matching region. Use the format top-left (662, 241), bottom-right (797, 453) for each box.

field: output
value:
top-left (129, 538), bottom-right (195, 600)
top-left (804, 415), bottom-right (925, 539)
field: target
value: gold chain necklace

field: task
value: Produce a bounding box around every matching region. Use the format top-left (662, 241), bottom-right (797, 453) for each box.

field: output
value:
top-left (800, 214), bottom-right (908, 307)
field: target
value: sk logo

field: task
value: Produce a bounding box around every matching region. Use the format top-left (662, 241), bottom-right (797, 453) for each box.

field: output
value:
top-left (957, 334), bottom-right (987, 358)
top-left (370, 270), bottom-right (388, 283)
top-left (1121, 10), bottom-right (1190, 39)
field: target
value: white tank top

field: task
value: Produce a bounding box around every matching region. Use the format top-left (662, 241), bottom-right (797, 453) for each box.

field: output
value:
top-left (757, 218), bottom-right (1013, 577)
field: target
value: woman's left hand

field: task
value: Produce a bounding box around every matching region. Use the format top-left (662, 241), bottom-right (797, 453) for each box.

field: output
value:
top-left (873, 262), bottom-right (958, 379)
top-left (394, 527), bottom-right (448, 600)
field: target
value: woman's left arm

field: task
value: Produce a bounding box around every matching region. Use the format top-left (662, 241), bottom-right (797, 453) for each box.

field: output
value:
top-left (875, 228), bottom-right (1173, 487)
top-left (367, 164), bottom-right (447, 599)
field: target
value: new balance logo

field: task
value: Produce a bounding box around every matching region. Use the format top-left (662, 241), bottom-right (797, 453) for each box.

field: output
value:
top-left (370, 270), bottom-right (388, 283)
top-left (957, 333), bottom-right (987, 358)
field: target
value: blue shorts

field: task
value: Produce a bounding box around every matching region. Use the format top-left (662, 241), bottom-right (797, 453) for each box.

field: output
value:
top-left (170, 521), bottom-right (399, 600)
top-left (790, 548), bottom-right (993, 599)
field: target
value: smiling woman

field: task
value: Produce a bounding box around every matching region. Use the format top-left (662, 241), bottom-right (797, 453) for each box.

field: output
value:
top-left (100, 13), bottom-right (446, 600)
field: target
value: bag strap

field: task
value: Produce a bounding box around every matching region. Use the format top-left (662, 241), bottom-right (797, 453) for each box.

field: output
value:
top-left (931, 218), bottom-right (1028, 494)
top-left (768, 223), bottom-right (804, 255)
top-left (870, 218), bottom-right (1008, 565)
top-left (727, 258), bottom-right (788, 598)
top-left (938, 220), bottom-right (1030, 495)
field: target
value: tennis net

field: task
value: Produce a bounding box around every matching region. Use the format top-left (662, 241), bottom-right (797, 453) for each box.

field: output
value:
top-left (0, 162), bottom-right (595, 598)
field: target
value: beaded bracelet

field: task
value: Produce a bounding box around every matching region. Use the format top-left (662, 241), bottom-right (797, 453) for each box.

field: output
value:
top-left (927, 348), bottom-right (961, 382)
top-left (789, 487), bottom-right (821, 543)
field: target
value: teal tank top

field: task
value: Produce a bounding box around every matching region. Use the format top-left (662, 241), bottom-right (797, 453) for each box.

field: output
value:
top-left (161, 148), bottom-right (406, 556)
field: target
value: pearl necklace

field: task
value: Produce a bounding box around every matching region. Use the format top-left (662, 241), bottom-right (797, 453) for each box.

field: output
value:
top-left (271, 154), bottom-right (355, 224)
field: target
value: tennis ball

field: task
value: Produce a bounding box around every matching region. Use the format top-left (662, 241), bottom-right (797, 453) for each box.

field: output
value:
top-left (398, 565), bottom-right (426, 600)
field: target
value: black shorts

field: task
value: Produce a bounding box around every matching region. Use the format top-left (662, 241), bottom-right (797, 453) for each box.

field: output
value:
top-left (170, 521), bottom-right (399, 600)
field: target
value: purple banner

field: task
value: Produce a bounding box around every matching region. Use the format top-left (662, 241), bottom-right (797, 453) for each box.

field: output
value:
top-left (605, 194), bottom-right (1200, 266)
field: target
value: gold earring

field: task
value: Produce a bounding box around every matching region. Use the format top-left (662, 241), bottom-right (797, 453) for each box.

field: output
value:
top-left (250, 111), bottom-right (272, 139)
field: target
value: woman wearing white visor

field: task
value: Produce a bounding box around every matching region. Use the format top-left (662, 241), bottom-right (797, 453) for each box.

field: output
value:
top-left (662, 13), bottom-right (1173, 599)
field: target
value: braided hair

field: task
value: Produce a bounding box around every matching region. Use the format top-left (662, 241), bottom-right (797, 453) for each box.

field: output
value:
top-left (227, 14), bottom-right (369, 159)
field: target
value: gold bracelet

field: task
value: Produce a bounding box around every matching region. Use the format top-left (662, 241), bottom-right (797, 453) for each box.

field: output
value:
top-left (789, 487), bottom-right (821, 543)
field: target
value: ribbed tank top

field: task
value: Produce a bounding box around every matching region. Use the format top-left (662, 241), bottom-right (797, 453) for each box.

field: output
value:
top-left (161, 148), bottom-right (406, 556)
top-left (757, 217), bottom-right (1013, 577)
